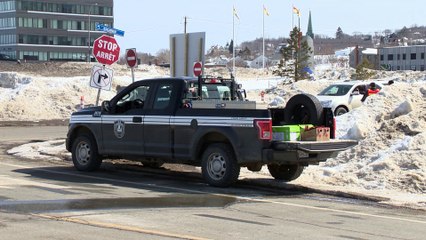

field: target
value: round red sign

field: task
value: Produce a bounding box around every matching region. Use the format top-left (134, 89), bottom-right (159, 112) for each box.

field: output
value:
top-left (193, 62), bottom-right (202, 77)
top-left (92, 35), bottom-right (120, 65)
top-left (126, 48), bottom-right (137, 68)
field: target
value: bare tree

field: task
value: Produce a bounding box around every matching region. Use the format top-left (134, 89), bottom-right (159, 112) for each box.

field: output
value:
top-left (156, 49), bottom-right (170, 64)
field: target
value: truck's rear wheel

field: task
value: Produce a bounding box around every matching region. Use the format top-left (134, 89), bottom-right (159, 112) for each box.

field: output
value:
top-left (72, 134), bottom-right (102, 171)
top-left (284, 94), bottom-right (323, 125)
top-left (267, 164), bottom-right (304, 181)
top-left (201, 143), bottom-right (240, 187)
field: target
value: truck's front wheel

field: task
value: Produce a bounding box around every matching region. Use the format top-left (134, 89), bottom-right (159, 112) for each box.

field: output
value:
top-left (267, 164), bottom-right (304, 181)
top-left (72, 134), bottom-right (102, 171)
top-left (201, 143), bottom-right (240, 187)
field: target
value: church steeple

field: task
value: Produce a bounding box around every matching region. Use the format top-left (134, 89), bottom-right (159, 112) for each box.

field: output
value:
top-left (307, 11), bottom-right (314, 39)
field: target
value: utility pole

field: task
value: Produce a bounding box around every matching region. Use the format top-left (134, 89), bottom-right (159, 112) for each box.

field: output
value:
top-left (184, 16), bottom-right (187, 34)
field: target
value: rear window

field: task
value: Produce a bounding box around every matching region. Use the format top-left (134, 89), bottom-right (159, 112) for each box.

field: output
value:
top-left (186, 84), bottom-right (231, 100)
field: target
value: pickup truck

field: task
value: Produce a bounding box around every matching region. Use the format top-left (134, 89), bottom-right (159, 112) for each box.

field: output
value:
top-left (66, 76), bottom-right (357, 187)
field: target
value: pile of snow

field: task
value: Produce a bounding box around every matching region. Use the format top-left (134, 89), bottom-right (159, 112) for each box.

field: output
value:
top-left (0, 64), bottom-right (169, 121)
top-left (3, 61), bottom-right (426, 209)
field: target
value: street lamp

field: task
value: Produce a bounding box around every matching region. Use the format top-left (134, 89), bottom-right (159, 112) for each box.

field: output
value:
top-left (87, 3), bottom-right (98, 63)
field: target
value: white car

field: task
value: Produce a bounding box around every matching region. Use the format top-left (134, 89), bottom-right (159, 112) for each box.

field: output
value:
top-left (316, 81), bottom-right (386, 116)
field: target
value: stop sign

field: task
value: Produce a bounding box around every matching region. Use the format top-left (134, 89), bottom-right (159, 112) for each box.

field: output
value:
top-left (92, 35), bottom-right (120, 65)
top-left (126, 48), bottom-right (137, 68)
top-left (193, 62), bottom-right (202, 77)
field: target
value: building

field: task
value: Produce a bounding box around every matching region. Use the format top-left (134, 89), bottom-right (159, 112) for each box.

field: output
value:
top-left (0, 0), bottom-right (113, 62)
top-left (349, 46), bottom-right (379, 69)
top-left (379, 45), bottom-right (426, 71)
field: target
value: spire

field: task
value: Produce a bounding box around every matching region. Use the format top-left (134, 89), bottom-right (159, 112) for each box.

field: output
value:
top-left (307, 11), bottom-right (314, 39)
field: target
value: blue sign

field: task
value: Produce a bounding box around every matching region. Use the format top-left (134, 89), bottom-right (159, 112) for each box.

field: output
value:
top-left (96, 23), bottom-right (125, 37)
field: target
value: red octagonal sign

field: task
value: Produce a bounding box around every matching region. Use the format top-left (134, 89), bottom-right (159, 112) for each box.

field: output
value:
top-left (93, 35), bottom-right (120, 65)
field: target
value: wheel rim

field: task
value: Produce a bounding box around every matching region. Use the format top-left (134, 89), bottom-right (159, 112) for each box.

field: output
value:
top-left (76, 141), bottom-right (91, 166)
top-left (207, 153), bottom-right (226, 180)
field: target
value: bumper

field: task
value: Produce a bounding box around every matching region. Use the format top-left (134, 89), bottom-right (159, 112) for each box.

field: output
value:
top-left (263, 139), bottom-right (358, 165)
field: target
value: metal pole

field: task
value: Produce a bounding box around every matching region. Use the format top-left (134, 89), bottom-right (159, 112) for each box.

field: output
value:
top-left (87, 6), bottom-right (91, 63)
top-left (262, 7), bottom-right (265, 70)
top-left (232, 9), bottom-right (235, 75)
top-left (131, 67), bottom-right (135, 83)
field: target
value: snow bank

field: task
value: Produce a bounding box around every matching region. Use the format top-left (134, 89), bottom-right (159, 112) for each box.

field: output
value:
top-left (2, 61), bottom-right (426, 209)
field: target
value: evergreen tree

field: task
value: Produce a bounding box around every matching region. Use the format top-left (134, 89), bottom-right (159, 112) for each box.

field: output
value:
top-left (228, 39), bottom-right (234, 54)
top-left (273, 27), bottom-right (312, 81)
top-left (336, 27), bottom-right (344, 39)
top-left (351, 58), bottom-right (375, 80)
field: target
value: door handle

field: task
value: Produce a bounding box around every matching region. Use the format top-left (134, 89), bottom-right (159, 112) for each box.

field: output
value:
top-left (133, 117), bottom-right (142, 123)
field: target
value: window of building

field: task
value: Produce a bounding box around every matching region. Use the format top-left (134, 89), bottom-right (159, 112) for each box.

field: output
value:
top-left (380, 54), bottom-right (384, 61)
top-left (421, 65), bottom-right (425, 71)
top-left (0, 34), bottom-right (16, 44)
top-left (20, 51), bottom-right (48, 61)
top-left (411, 53), bottom-right (416, 60)
top-left (403, 54), bottom-right (406, 60)
top-left (0, 1), bottom-right (15, 11)
top-left (422, 53), bottom-right (425, 60)
top-left (17, 2), bottom-right (112, 16)
top-left (0, 17), bottom-right (15, 29)
top-left (387, 54), bottom-right (394, 61)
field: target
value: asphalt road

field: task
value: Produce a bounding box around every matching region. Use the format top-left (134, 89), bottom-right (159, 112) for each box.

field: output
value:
top-left (1, 126), bottom-right (425, 240)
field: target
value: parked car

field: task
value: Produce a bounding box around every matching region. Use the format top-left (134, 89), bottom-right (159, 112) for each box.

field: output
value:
top-left (316, 81), bottom-right (387, 116)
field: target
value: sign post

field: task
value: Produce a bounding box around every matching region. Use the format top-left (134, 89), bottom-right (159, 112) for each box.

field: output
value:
top-left (126, 48), bottom-right (137, 82)
top-left (193, 61), bottom-right (203, 77)
top-left (92, 35), bottom-right (120, 105)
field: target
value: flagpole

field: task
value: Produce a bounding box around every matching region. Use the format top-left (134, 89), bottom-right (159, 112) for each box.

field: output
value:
top-left (233, 9), bottom-right (235, 75)
top-left (262, 6), bottom-right (265, 70)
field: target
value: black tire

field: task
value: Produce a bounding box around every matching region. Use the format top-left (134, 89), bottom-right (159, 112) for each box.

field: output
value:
top-left (284, 94), bottom-right (323, 125)
top-left (201, 143), bottom-right (240, 187)
top-left (267, 164), bottom-right (304, 181)
top-left (71, 134), bottom-right (102, 171)
top-left (334, 106), bottom-right (348, 116)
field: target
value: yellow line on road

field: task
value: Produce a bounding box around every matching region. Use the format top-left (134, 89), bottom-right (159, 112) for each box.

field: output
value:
top-left (34, 213), bottom-right (210, 240)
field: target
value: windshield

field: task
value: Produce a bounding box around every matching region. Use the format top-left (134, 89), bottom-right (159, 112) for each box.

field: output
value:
top-left (318, 84), bottom-right (353, 96)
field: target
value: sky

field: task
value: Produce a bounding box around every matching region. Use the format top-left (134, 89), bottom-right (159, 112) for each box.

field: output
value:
top-left (113, 0), bottom-right (425, 55)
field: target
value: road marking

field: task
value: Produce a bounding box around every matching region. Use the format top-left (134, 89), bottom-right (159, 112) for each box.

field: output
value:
top-left (33, 213), bottom-right (210, 240)
top-left (2, 161), bottom-right (425, 225)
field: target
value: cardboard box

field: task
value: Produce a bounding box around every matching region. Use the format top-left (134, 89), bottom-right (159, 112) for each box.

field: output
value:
top-left (272, 125), bottom-right (301, 141)
top-left (301, 127), bottom-right (330, 141)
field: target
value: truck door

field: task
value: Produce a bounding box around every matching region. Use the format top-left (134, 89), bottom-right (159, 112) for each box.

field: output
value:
top-left (143, 82), bottom-right (177, 158)
top-left (101, 83), bottom-right (151, 156)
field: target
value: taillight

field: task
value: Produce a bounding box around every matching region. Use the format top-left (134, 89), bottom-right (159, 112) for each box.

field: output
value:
top-left (255, 119), bottom-right (272, 140)
top-left (332, 117), bottom-right (336, 139)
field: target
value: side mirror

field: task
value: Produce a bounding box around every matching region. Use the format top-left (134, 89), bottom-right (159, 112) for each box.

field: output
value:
top-left (101, 100), bottom-right (111, 113)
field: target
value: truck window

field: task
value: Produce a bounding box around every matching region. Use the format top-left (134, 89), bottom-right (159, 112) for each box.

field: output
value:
top-left (153, 84), bottom-right (173, 109)
top-left (115, 85), bottom-right (150, 113)
top-left (185, 84), bottom-right (231, 100)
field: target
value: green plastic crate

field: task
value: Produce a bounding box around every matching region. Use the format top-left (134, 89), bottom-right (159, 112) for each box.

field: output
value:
top-left (272, 124), bottom-right (314, 141)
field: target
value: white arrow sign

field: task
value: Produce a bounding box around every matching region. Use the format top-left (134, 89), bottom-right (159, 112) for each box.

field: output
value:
top-left (90, 65), bottom-right (114, 91)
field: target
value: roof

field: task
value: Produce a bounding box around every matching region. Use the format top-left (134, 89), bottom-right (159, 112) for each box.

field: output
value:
top-left (362, 48), bottom-right (378, 55)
